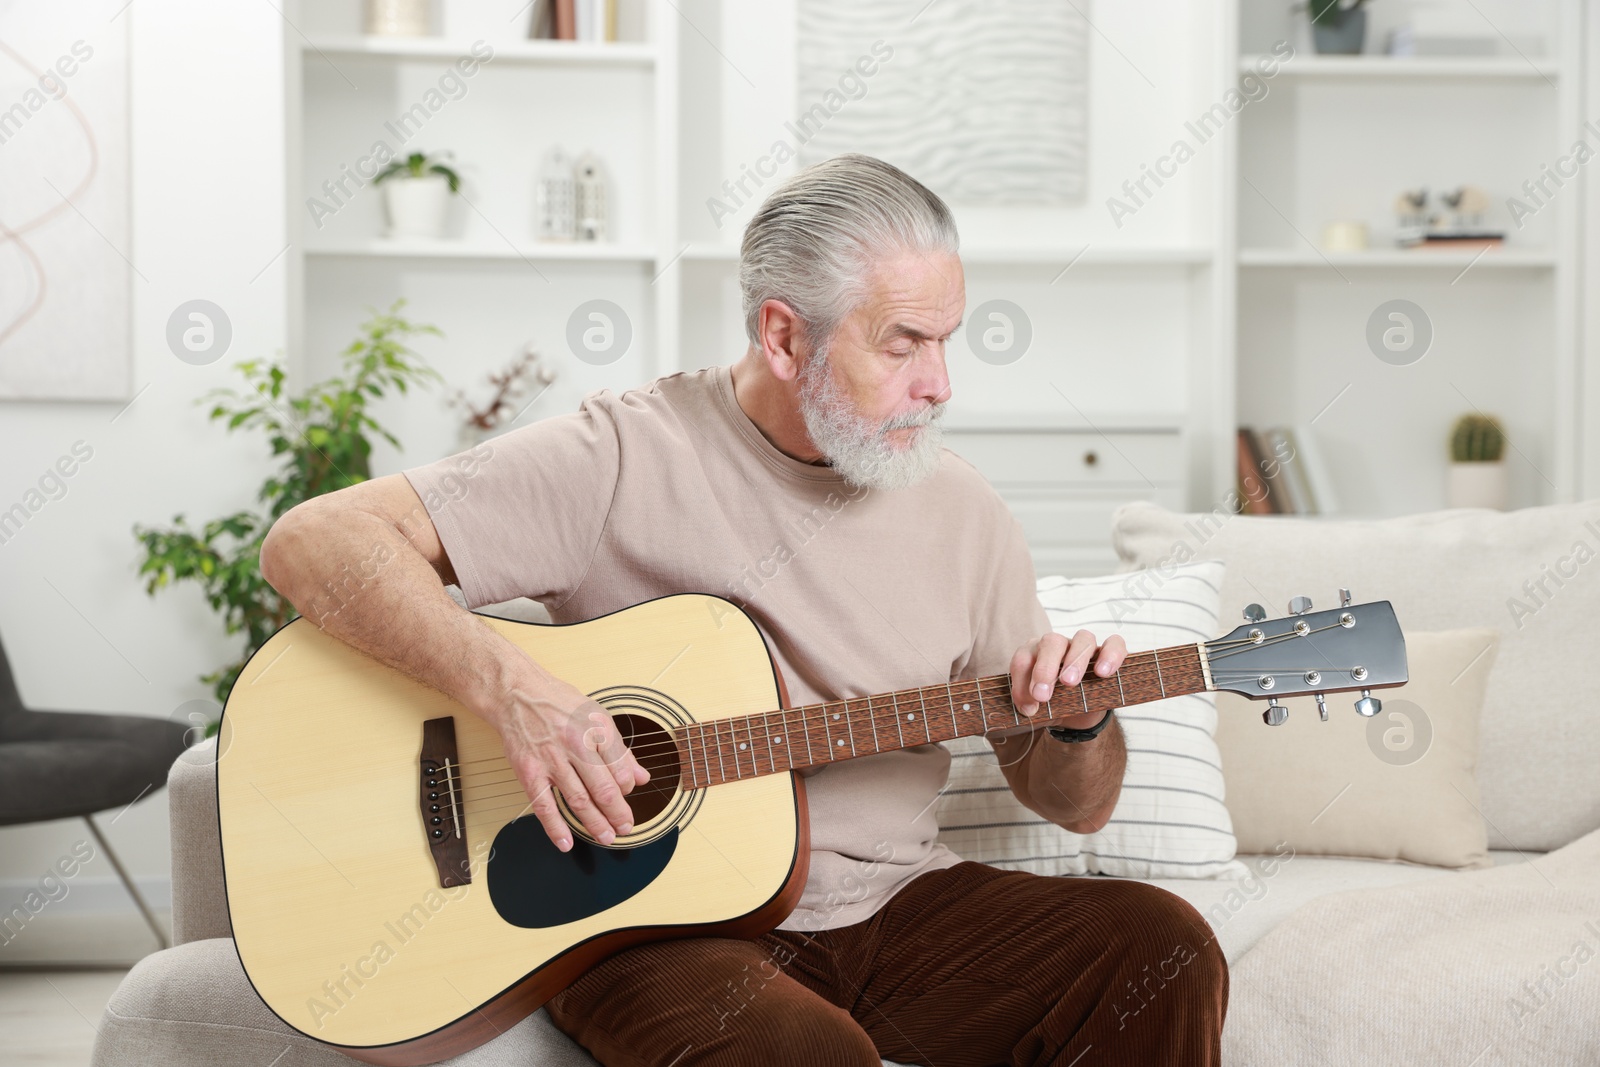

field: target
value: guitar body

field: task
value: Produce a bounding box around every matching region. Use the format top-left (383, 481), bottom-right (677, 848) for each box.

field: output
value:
top-left (217, 593), bottom-right (806, 1065)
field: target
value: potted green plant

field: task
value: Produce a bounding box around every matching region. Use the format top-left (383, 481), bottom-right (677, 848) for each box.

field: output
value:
top-left (374, 150), bottom-right (461, 239)
top-left (1446, 412), bottom-right (1508, 510)
top-left (135, 301), bottom-right (441, 706)
top-left (1298, 0), bottom-right (1371, 55)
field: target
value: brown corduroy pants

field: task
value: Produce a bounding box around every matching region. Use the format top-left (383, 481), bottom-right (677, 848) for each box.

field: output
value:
top-left (547, 861), bottom-right (1228, 1066)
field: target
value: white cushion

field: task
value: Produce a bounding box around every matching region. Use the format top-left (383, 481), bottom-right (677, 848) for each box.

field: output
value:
top-left (1110, 500), bottom-right (1600, 852)
top-left (937, 561), bottom-right (1244, 879)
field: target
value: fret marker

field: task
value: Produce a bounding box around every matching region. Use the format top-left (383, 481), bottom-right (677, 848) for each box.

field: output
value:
top-left (739, 742), bottom-right (747, 750)
top-left (906, 713), bottom-right (915, 721)
top-left (962, 703), bottom-right (970, 711)
top-left (833, 713), bottom-right (841, 720)
top-left (773, 737), bottom-right (783, 744)
top-left (836, 739), bottom-right (845, 746)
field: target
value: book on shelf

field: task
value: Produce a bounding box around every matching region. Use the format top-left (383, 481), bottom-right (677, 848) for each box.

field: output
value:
top-left (1236, 425), bottom-right (1340, 516)
top-left (1396, 230), bottom-right (1506, 252)
top-left (530, 0), bottom-right (618, 41)
top-left (1235, 429), bottom-right (1276, 514)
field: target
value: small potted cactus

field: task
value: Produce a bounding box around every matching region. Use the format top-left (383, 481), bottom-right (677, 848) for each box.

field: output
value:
top-left (1446, 413), bottom-right (1508, 510)
top-left (374, 150), bottom-right (460, 239)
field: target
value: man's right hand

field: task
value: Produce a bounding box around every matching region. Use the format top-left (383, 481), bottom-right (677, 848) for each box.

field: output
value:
top-left (259, 472), bottom-right (650, 855)
top-left (486, 678), bottom-right (651, 852)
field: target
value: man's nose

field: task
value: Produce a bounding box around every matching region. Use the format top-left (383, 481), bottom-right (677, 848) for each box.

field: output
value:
top-left (915, 347), bottom-right (952, 406)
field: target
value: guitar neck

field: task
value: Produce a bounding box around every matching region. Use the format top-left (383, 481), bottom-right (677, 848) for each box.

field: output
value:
top-left (674, 642), bottom-right (1212, 789)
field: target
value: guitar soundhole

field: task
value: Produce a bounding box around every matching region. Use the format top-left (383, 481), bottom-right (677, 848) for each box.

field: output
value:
top-left (614, 712), bottom-right (681, 826)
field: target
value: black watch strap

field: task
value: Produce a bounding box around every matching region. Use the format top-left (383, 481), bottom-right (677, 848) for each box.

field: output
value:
top-left (1047, 708), bottom-right (1115, 743)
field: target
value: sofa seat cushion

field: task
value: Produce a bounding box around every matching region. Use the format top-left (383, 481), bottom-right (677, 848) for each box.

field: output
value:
top-left (1220, 828), bottom-right (1600, 1066)
top-left (1137, 849), bottom-right (1534, 964)
top-left (92, 937), bottom-right (910, 1067)
top-left (92, 938), bottom-right (605, 1067)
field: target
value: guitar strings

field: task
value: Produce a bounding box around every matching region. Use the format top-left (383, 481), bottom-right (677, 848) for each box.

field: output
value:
top-left (439, 630), bottom-right (1368, 791)
top-left (438, 649), bottom-right (1303, 785)
top-left (438, 671), bottom-right (1108, 781)
top-left (439, 635), bottom-right (1273, 780)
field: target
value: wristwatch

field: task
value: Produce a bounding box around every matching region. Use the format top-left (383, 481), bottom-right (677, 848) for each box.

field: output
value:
top-left (1047, 709), bottom-right (1115, 743)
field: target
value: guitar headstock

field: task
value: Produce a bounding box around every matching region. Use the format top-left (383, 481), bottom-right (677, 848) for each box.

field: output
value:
top-left (1204, 589), bottom-right (1407, 726)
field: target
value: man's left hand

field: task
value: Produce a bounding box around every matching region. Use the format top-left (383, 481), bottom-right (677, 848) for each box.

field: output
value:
top-left (1008, 629), bottom-right (1128, 728)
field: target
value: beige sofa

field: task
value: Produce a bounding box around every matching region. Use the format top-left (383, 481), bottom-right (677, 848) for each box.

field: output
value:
top-left (91, 500), bottom-right (1600, 1065)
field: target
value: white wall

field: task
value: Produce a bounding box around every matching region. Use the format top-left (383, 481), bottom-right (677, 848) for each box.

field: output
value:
top-left (0, 1), bottom-right (286, 902)
top-left (678, 0), bottom-right (1220, 428)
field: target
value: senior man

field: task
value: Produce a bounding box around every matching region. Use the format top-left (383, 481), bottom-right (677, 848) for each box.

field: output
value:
top-left (260, 153), bottom-right (1226, 1066)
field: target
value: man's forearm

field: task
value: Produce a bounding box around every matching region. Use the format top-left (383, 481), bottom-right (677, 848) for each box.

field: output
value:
top-left (994, 718), bottom-right (1126, 834)
top-left (259, 498), bottom-right (550, 728)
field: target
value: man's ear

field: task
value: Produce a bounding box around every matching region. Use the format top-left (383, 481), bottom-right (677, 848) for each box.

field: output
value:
top-left (756, 298), bottom-right (806, 383)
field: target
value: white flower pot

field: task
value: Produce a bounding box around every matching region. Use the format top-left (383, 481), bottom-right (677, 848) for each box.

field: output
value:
top-left (1446, 461), bottom-right (1508, 510)
top-left (382, 174), bottom-right (452, 239)
top-left (365, 0), bottom-right (430, 36)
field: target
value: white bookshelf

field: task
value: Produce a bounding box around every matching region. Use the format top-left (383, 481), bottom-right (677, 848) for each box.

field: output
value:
top-left (1220, 0), bottom-right (1585, 517)
top-left (279, 0), bottom-right (1593, 563)
top-left (282, 0), bottom-right (679, 468)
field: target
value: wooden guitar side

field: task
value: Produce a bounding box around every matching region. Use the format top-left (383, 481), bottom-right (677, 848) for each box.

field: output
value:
top-left (216, 593), bottom-right (808, 1065)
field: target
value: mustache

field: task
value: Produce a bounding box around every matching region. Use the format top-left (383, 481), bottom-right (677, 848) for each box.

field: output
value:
top-left (879, 402), bottom-right (946, 432)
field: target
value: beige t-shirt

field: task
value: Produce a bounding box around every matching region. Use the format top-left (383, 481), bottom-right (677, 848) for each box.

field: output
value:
top-left (403, 365), bottom-right (1048, 931)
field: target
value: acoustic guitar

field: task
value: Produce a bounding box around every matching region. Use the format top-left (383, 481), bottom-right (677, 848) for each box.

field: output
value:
top-left (216, 590), bottom-right (1406, 1064)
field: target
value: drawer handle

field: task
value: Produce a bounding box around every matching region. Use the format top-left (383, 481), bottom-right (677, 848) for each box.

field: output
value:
top-left (1082, 450), bottom-right (1098, 467)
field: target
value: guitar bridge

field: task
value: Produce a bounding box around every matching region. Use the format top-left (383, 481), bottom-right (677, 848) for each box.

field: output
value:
top-left (421, 717), bottom-right (471, 887)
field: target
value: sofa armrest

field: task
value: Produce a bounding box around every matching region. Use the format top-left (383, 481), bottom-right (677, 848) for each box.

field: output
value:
top-left (168, 739), bottom-right (231, 945)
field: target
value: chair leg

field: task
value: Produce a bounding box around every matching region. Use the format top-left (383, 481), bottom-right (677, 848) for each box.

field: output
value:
top-left (83, 814), bottom-right (170, 950)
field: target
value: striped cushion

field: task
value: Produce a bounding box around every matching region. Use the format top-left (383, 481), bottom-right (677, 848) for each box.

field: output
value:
top-left (937, 560), bottom-right (1245, 879)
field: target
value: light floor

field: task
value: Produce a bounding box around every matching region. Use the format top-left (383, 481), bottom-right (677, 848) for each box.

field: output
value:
top-left (0, 910), bottom-right (167, 1067)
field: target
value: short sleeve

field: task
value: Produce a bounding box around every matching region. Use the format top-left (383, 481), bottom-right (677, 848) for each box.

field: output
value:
top-left (962, 509), bottom-right (1049, 680)
top-left (401, 395), bottom-right (621, 611)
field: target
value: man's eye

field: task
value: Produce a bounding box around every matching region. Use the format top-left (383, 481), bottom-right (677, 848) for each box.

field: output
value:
top-left (887, 346), bottom-right (914, 358)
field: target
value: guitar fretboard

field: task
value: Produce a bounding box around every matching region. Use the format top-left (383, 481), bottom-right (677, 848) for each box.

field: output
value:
top-left (671, 643), bottom-right (1210, 789)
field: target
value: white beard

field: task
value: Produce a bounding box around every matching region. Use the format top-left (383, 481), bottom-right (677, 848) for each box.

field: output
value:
top-left (797, 348), bottom-right (946, 491)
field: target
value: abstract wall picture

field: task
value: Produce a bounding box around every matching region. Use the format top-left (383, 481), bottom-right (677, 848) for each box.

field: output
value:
top-left (796, 0), bottom-right (1090, 204)
top-left (0, 1), bottom-right (132, 400)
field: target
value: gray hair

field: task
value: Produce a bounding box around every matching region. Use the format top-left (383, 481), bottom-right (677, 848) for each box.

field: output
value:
top-left (738, 153), bottom-right (959, 352)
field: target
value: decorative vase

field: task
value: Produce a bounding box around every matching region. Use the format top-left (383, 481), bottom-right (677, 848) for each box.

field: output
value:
top-left (1446, 461), bottom-right (1508, 510)
top-left (365, 0), bottom-right (430, 36)
top-left (537, 147), bottom-right (576, 242)
top-left (1312, 9), bottom-right (1367, 55)
top-left (382, 174), bottom-right (452, 239)
top-left (574, 151), bottom-right (608, 242)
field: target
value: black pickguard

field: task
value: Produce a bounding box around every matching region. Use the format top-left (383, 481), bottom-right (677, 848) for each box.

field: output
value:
top-left (487, 818), bottom-right (678, 928)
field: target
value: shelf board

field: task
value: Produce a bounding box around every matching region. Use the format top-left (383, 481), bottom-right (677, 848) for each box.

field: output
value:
top-left (302, 35), bottom-right (656, 67)
top-left (306, 239), bottom-right (656, 262)
top-left (1238, 247), bottom-right (1556, 269)
top-left (1242, 54), bottom-right (1558, 80)
top-left (961, 246), bottom-right (1212, 266)
top-left (679, 243), bottom-right (740, 261)
top-left (676, 244), bottom-right (1212, 268)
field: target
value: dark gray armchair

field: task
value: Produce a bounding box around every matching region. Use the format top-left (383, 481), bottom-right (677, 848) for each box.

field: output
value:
top-left (0, 631), bottom-right (192, 948)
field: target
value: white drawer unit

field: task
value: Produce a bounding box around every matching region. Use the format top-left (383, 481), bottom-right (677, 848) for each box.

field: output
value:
top-left (945, 427), bottom-right (1187, 578)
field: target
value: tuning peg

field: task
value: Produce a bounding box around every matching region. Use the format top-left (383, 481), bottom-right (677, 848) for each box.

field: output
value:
top-left (1339, 587), bottom-right (1352, 607)
top-left (1354, 689), bottom-right (1382, 717)
top-left (1243, 603), bottom-right (1267, 623)
top-left (1315, 692), bottom-right (1329, 721)
top-left (1288, 596), bottom-right (1313, 616)
top-left (1262, 700), bottom-right (1288, 726)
